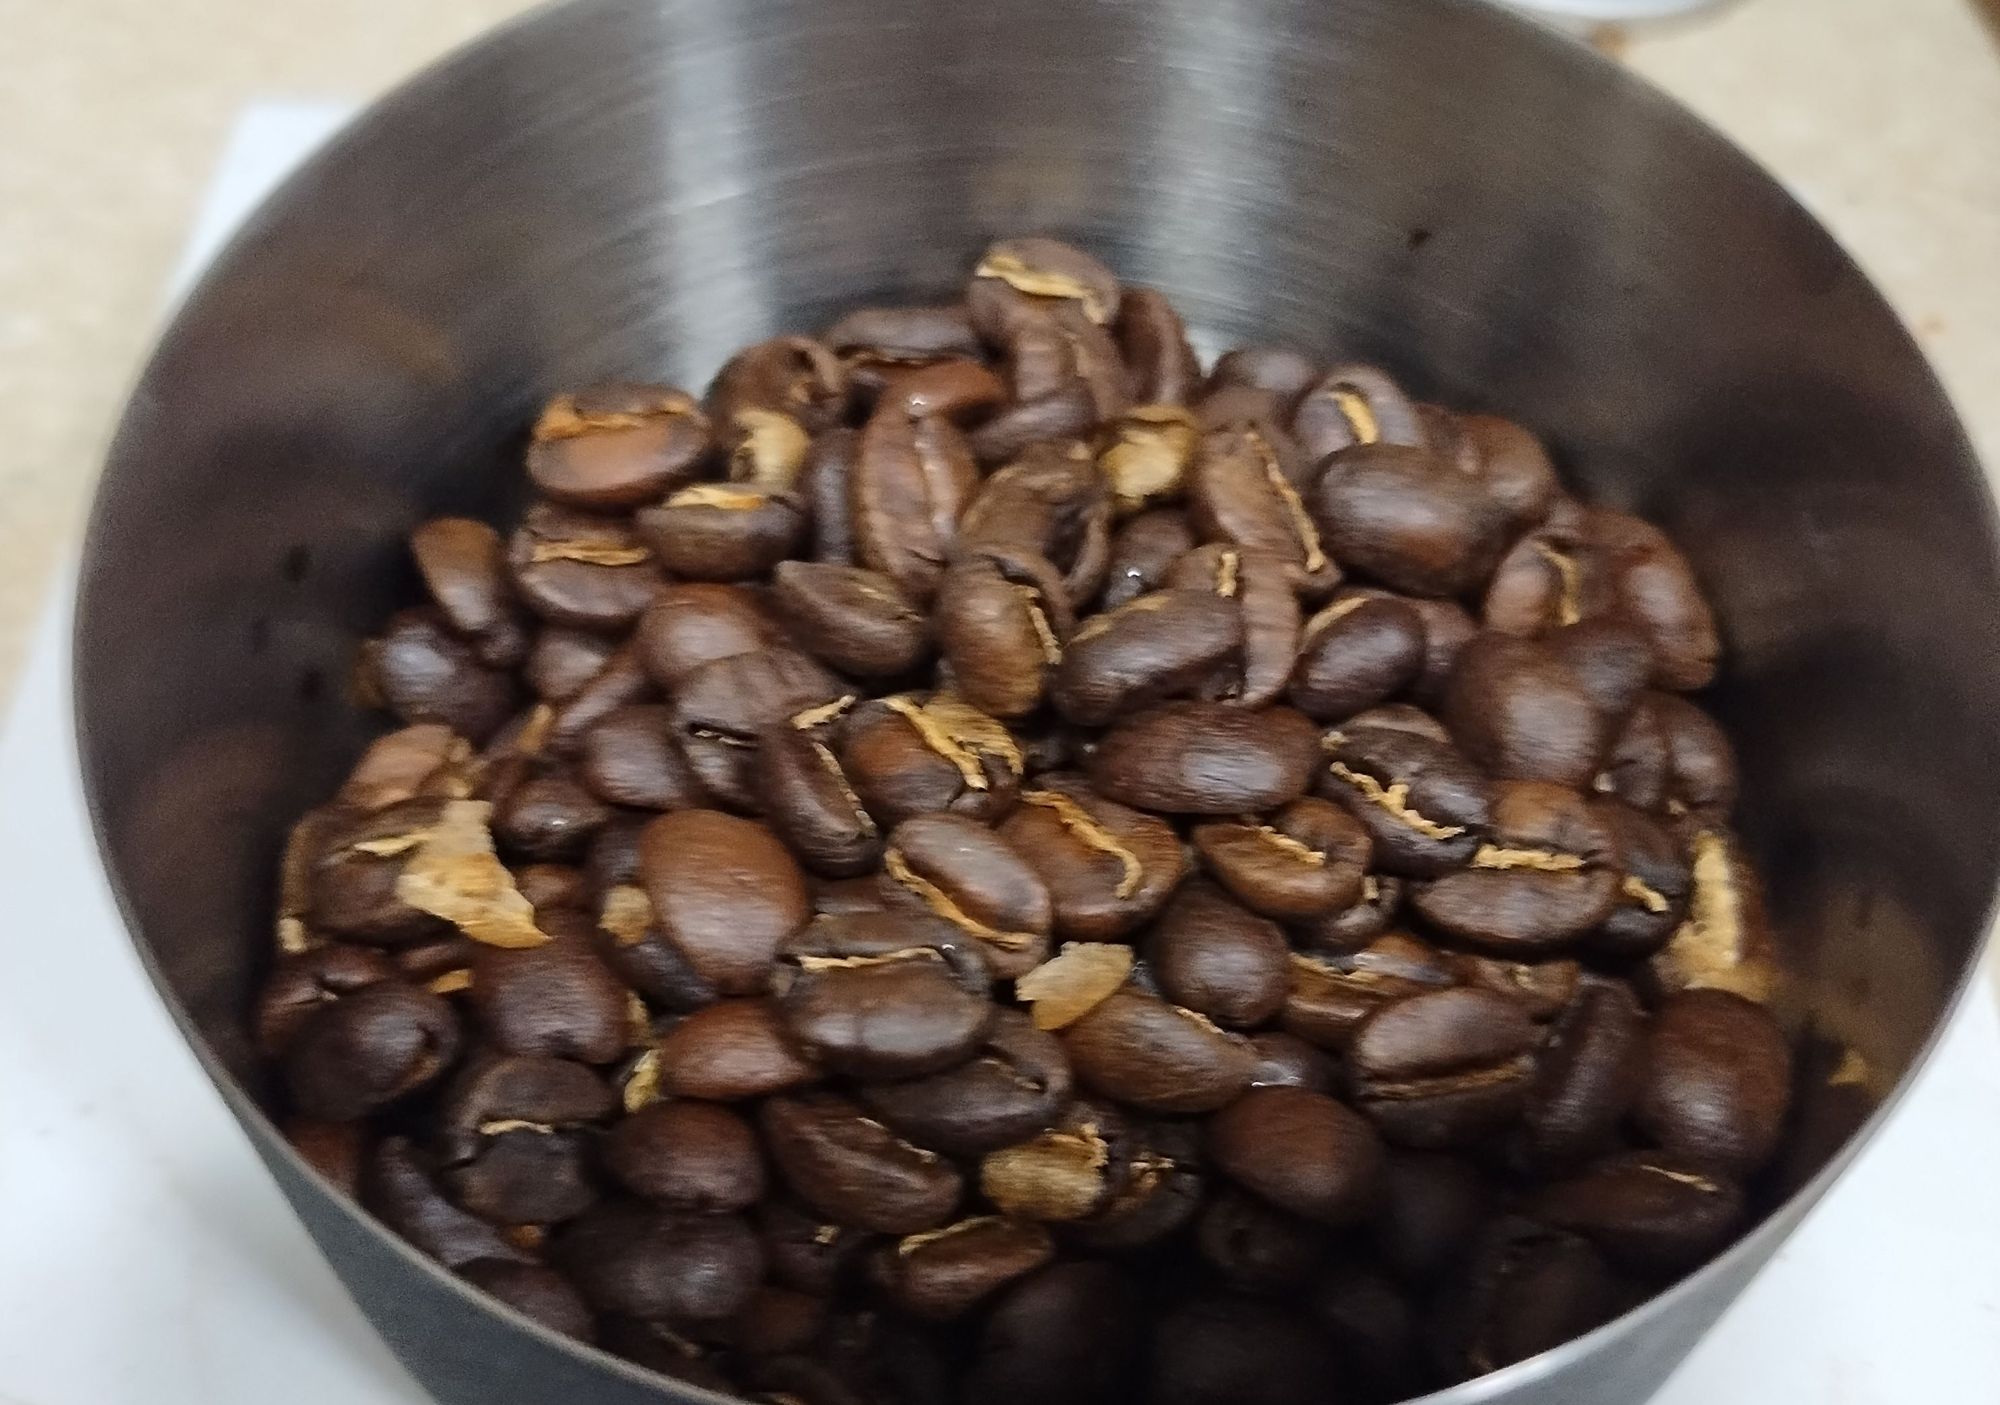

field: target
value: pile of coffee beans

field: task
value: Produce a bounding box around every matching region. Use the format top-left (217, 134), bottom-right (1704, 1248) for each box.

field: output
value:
top-left (261, 237), bottom-right (1795, 1405)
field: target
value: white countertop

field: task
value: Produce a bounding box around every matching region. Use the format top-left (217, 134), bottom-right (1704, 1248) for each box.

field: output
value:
top-left (0, 105), bottom-right (1994, 1405)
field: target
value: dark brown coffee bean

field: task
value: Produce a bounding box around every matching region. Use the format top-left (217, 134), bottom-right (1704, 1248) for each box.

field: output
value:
top-left (594, 882), bottom-right (719, 1011)
top-left (1592, 801), bottom-right (1692, 958)
top-left (1209, 1086), bottom-right (1384, 1225)
top-left (965, 1262), bottom-right (1144, 1405)
top-left (1319, 724), bottom-right (1491, 876)
top-left (522, 628), bottom-right (615, 705)
top-left (871, 1216), bottom-right (1055, 1320)
top-left (967, 382), bottom-right (1098, 468)
top-left (777, 925), bottom-right (994, 1079)
top-left (285, 981), bottom-right (459, 1120)
top-left (1193, 797), bottom-right (1371, 922)
top-left (547, 644), bottom-right (652, 755)
top-left (867, 357), bottom-right (1009, 422)
top-left (1287, 594), bottom-right (1426, 723)
top-left (469, 913), bottom-right (630, 1065)
top-left (256, 945), bottom-right (394, 1056)
top-left (1412, 780), bottom-right (1620, 952)
top-left (637, 483), bottom-right (806, 581)
top-left (332, 727), bottom-right (467, 814)
top-left (852, 404), bottom-right (979, 601)
top-left (1101, 508), bottom-right (1196, 608)
top-left (761, 1092), bottom-right (963, 1234)
top-left (1545, 616), bottom-right (1655, 724)
top-left (638, 809), bottom-right (808, 995)
top-left (839, 693), bottom-right (1023, 827)
top-left (1594, 510), bottom-right (1718, 692)
top-left (796, 424), bottom-right (860, 565)
top-left (998, 775), bottom-right (1186, 941)
top-left (1452, 953), bottom-right (1580, 1021)
top-left (458, 1259), bottom-right (596, 1342)
top-left (1187, 426), bottom-right (1334, 590)
top-left (1456, 412), bottom-right (1560, 532)
top-left (1637, 989), bottom-right (1792, 1175)
top-left (603, 1099), bottom-right (766, 1211)
top-left (880, 813), bottom-right (1052, 980)
top-left (1291, 363), bottom-right (1426, 460)
top-left (1441, 1218), bottom-right (1618, 1380)
top-left (444, 1120), bottom-right (598, 1227)
top-left (958, 443), bottom-right (1112, 606)
top-left (1149, 1296), bottom-right (1337, 1405)
top-left (1246, 1031), bottom-right (1340, 1092)
top-left (1374, 1151), bottom-right (1490, 1284)
top-left (363, 609), bottom-right (518, 743)
top-left (825, 304), bottom-right (983, 361)
top-left (671, 648), bottom-right (846, 809)
top-left (1280, 931), bottom-right (1458, 1049)
top-left (505, 503), bottom-right (661, 632)
top-left (978, 1100), bottom-right (1130, 1223)
top-left (757, 1197), bottom-right (874, 1296)
top-left (1063, 990), bottom-right (1256, 1113)
top-left (1196, 1188), bottom-right (1327, 1291)
top-left (511, 863), bottom-right (589, 918)
top-left (935, 547), bottom-right (1071, 720)
top-left (1071, 1120), bottom-right (1207, 1251)
top-left (526, 384), bottom-right (711, 508)
top-left (998, 308), bottom-right (1129, 421)
top-left (1441, 633), bottom-right (1608, 789)
top-left (755, 723), bottom-right (883, 877)
top-left (577, 705), bottom-right (703, 811)
top-left (655, 999), bottom-right (816, 1100)
top-left (409, 517), bottom-right (525, 664)
top-left (709, 335), bottom-right (849, 435)
top-left (969, 237), bottom-right (1123, 337)
top-left (436, 1053), bottom-right (611, 1224)
top-left (1209, 344), bottom-right (1319, 405)
top-left (557, 1200), bottom-right (763, 1321)
top-left (811, 875), bottom-right (886, 917)
top-left (1116, 288), bottom-right (1201, 406)
top-left (1653, 691), bottom-right (1740, 819)
top-left (1533, 1151), bottom-right (1744, 1273)
top-left (493, 771), bottom-right (610, 861)
top-left (1349, 988), bottom-right (1538, 1148)
top-left (1292, 872), bottom-right (1406, 953)
top-left (1312, 442), bottom-right (1510, 598)
top-left (1520, 979), bottom-right (1647, 1172)
top-left (632, 582), bottom-right (781, 689)
top-left (769, 560), bottom-right (930, 678)
top-left (362, 1136), bottom-right (531, 1269)
top-left (859, 1009), bottom-right (1072, 1156)
top-left (1090, 701), bottom-right (1318, 815)
top-left (1147, 882), bottom-right (1289, 1029)
top-left (1052, 589), bottom-right (1240, 726)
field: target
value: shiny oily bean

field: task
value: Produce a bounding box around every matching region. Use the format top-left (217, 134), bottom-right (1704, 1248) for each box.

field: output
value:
top-left (1637, 989), bottom-right (1793, 1176)
top-left (1412, 780), bottom-right (1621, 953)
top-left (1100, 508), bottom-right (1196, 608)
top-left (284, 981), bottom-right (460, 1121)
top-left (526, 383), bottom-right (711, 509)
top-left (1319, 724), bottom-right (1491, 877)
top-left (1441, 633), bottom-right (1609, 790)
top-left (494, 771), bottom-right (610, 861)
top-left (557, 1200), bottom-right (764, 1322)
top-left (879, 813), bottom-right (1052, 980)
top-left (1192, 796), bottom-right (1371, 921)
top-left (1147, 882), bottom-right (1290, 1029)
top-left (632, 583), bottom-right (782, 690)
top-left (409, 517), bottom-right (523, 659)
top-left (838, 693), bottom-right (1023, 827)
top-left (1279, 930), bottom-right (1459, 1050)
top-left (778, 943), bottom-right (994, 1080)
top-left (869, 357), bottom-right (1009, 422)
top-left (363, 609), bottom-right (518, 744)
top-left (1209, 1086), bottom-right (1385, 1225)
top-left (755, 724), bottom-right (882, 878)
top-left (654, 998), bottom-right (817, 1101)
top-left (1187, 425), bottom-right (1334, 588)
top-left (1545, 616), bottom-right (1655, 723)
top-left (579, 704), bottom-right (705, 811)
top-left (505, 503), bottom-right (661, 633)
top-left (871, 1216), bottom-right (1055, 1321)
top-left (1456, 412), bottom-right (1561, 533)
top-left (1521, 979), bottom-right (1648, 1173)
top-left (1052, 589), bottom-right (1241, 727)
top-left (1247, 1031), bottom-right (1341, 1093)
top-left (639, 809), bottom-right (810, 995)
top-left (1062, 990), bottom-right (1256, 1114)
top-left (603, 1100), bottom-right (766, 1211)
top-left (998, 775), bottom-right (1185, 941)
top-left (761, 1092), bottom-right (963, 1234)
top-left (1288, 594), bottom-right (1427, 724)
top-left (1089, 701), bottom-right (1319, 815)
top-left (858, 1009), bottom-right (1072, 1157)
top-left (934, 549), bottom-right (1070, 720)
top-left (636, 484), bottom-right (806, 581)
top-left (1533, 1152), bottom-right (1744, 1273)
top-left (851, 405), bottom-right (980, 602)
top-left (1311, 442), bottom-right (1511, 599)
top-left (1348, 988), bottom-right (1539, 1149)
top-left (769, 560), bottom-right (930, 679)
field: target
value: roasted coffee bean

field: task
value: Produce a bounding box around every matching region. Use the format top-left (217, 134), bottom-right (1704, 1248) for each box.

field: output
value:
top-left (1209, 1085), bottom-right (1385, 1227)
top-left (558, 1199), bottom-right (763, 1322)
top-left (826, 304), bottom-right (983, 362)
top-left (1091, 701), bottom-right (1318, 815)
top-left (1149, 1296), bottom-right (1338, 1405)
top-left (577, 705), bottom-right (703, 810)
top-left (409, 517), bottom-right (527, 665)
top-left (1412, 780), bottom-right (1619, 952)
top-left (1111, 289), bottom-right (1200, 407)
top-left (632, 583), bottom-right (780, 690)
top-left (505, 503), bottom-right (661, 632)
top-left (1101, 508), bottom-right (1196, 608)
top-left (863, 357), bottom-right (1008, 422)
top-left (603, 1099), bottom-right (766, 1211)
top-left (1247, 1031), bottom-right (1340, 1092)
top-left (1453, 953), bottom-right (1580, 1020)
top-left (671, 647), bottom-right (846, 810)
top-left (1070, 1120), bottom-right (1206, 1251)
top-left (777, 918), bottom-right (995, 1078)
top-left (437, 1053), bottom-right (611, 1224)
top-left (1592, 801), bottom-right (1692, 959)
top-left (967, 381), bottom-right (1099, 467)
top-left (1349, 988), bottom-right (1538, 1148)
top-left (1533, 1151), bottom-right (1744, 1272)
top-left (1192, 797), bottom-right (1371, 922)
top-left (595, 883), bottom-right (720, 1011)
top-left (637, 483), bottom-right (806, 580)
top-left (1455, 413), bottom-right (1560, 532)
top-left (858, 1009), bottom-right (1072, 1156)
top-left (333, 726), bottom-right (467, 814)
top-left (1652, 690), bottom-right (1740, 819)
top-left (1187, 425), bottom-right (1334, 591)
top-left (758, 1196), bottom-right (875, 1296)
top-left (639, 809), bottom-right (809, 995)
top-left (1441, 633), bottom-right (1608, 789)
top-left (493, 771), bottom-right (610, 861)
top-left (653, 998), bottom-right (817, 1101)
top-left (1280, 930), bottom-right (1458, 1050)
top-left (969, 236), bottom-right (1123, 337)
top-left (526, 383), bottom-right (710, 508)
top-left (1312, 442), bottom-right (1510, 598)
top-left (458, 1259), bottom-right (596, 1342)
top-left (770, 560), bottom-right (930, 678)
top-left (880, 813), bottom-right (1052, 979)
top-left (1637, 989), bottom-right (1793, 1175)
top-left (762, 1092), bottom-right (963, 1233)
top-left (1209, 346), bottom-right (1319, 412)
top-left (1288, 594), bottom-right (1427, 723)
top-left (362, 1136), bottom-right (532, 1270)
top-left (1052, 589), bottom-right (1241, 726)
top-left (1544, 616), bottom-right (1654, 724)
top-left (709, 335), bottom-right (848, 435)
top-left (811, 875), bottom-right (887, 917)
top-left (964, 1261), bottom-right (1144, 1405)
top-left (795, 424), bottom-right (860, 565)
top-left (839, 692), bottom-right (1023, 827)
top-left (870, 1216), bottom-right (1055, 1320)
top-left (469, 912), bottom-right (630, 1065)
top-left (1320, 724), bottom-right (1491, 876)
top-left (1293, 872), bottom-right (1406, 953)
top-left (978, 1100), bottom-right (1130, 1223)
top-left (958, 443), bottom-right (1112, 606)
top-left (1520, 979), bottom-right (1646, 1172)
top-left (998, 775), bottom-right (1185, 940)
top-left (935, 547), bottom-right (1071, 720)
top-left (512, 863), bottom-right (589, 918)
top-left (1147, 882), bottom-right (1290, 1028)
top-left (363, 609), bottom-right (518, 743)
top-left (1196, 1187), bottom-right (1327, 1290)
top-left (525, 626), bottom-right (617, 703)
top-left (1291, 363), bottom-right (1426, 460)
top-left (1375, 1151), bottom-right (1491, 1284)
top-left (756, 724), bottom-right (883, 877)
top-left (1001, 311), bottom-right (1128, 421)
top-left (1063, 990), bottom-right (1256, 1113)
top-left (852, 404), bottom-right (980, 601)
top-left (255, 945), bottom-right (394, 1056)
top-left (285, 981), bottom-right (459, 1120)
top-left (1440, 1218), bottom-right (1618, 1380)
top-left (547, 644), bottom-right (653, 755)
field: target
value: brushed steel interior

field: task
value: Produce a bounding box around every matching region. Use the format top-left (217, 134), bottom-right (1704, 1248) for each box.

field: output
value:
top-left (74, 0), bottom-right (2000, 1402)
